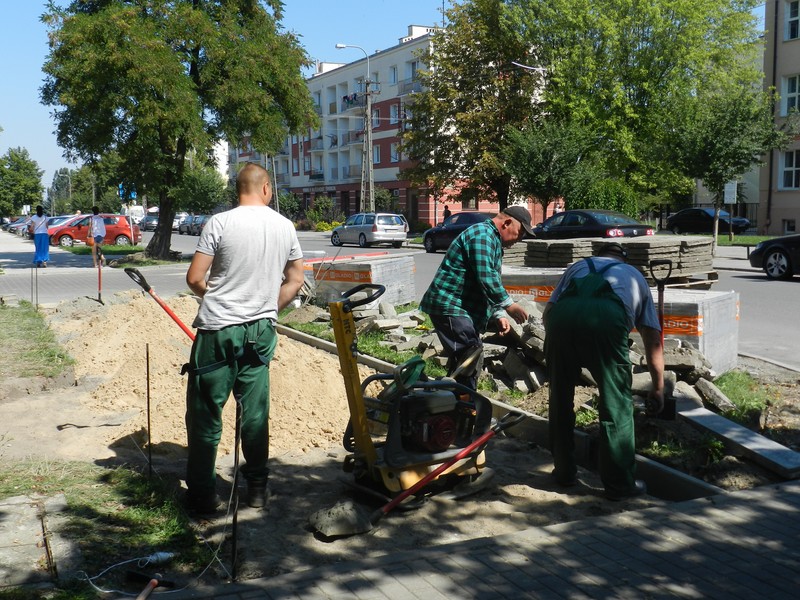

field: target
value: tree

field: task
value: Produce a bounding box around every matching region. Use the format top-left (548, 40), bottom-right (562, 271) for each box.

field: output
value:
top-left (502, 119), bottom-right (605, 215)
top-left (42, 0), bottom-right (317, 259)
top-left (171, 162), bottom-right (227, 215)
top-left (664, 82), bottom-right (797, 245)
top-left (400, 0), bottom-right (540, 210)
top-left (0, 147), bottom-right (44, 216)
top-left (509, 0), bottom-right (765, 199)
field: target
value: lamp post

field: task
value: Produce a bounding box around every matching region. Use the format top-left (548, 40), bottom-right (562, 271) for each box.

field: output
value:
top-left (55, 171), bottom-right (72, 215)
top-left (336, 43), bottom-right (375, 213)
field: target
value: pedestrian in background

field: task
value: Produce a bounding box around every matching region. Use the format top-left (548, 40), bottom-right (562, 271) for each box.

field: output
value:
top-left (543, 242), bottom-right (664, 500)
top-left (443, 205), bottom-right (452, 221)
top-left (421, 206), bottom-right (533, 389)
top-left (89, 206), bottom-right (106, 268)
top-left (30, 205), bottom-right (50, 268)
top-left (183, 163), bottom-right (305, 514)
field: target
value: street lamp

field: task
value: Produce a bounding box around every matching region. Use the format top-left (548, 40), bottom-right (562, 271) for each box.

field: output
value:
top-left (336, 43), bottom-right (375, 213)
top-left (55, 171), bottom-right (72, 215)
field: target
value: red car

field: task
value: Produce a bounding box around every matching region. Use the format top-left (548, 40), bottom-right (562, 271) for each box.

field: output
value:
top-left (49, 214), bottom-right (142, 247)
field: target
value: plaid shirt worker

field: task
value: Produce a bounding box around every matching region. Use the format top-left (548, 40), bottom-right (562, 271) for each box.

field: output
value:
top-left (421, 218), bottom-right (513, 332)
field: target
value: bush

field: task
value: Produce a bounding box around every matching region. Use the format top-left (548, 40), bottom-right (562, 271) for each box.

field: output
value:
top-left (294, 218), bottom-right (313, 231)
top-left (411, 220), bottom-right (432, 233)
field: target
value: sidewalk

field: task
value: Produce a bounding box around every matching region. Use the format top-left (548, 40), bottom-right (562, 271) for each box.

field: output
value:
top-left (147, 480), bottom-right (800, 599)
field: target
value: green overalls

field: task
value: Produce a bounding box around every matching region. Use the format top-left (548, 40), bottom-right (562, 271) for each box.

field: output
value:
top-left (184, 319), bottom-right (277, 499)
top-left (545, 260), bottom-right (635, 495)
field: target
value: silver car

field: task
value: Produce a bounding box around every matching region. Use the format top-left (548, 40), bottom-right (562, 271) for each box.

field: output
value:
top-left (330, 212), bottom-right (408, 248)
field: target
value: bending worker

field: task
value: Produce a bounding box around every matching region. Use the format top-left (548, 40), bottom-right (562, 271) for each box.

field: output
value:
top-left (421, 206), bottom-right (533, 389)
top-left (184, 163), bottom-right (304, 514)
top-left (543, 242), bottom-right (664, 500)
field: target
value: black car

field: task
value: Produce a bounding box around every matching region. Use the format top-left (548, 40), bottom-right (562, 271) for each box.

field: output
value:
top-left (140, 214), bottom-right (159, 231)
top-left (748, 233), bottom-right (800, 280)
top-left (532, 209), bottom-right (654, 239)
top-left (666, 207), bottom-right (750, 235)
top-left (189, 215), bottom-right (211, 235)
top-left (423, 211), bottom-right (495, 252)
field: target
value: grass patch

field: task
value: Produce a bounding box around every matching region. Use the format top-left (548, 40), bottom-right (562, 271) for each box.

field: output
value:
top-left (0, 302), bottom-right (73, 378)
top-left (714, 370), bottom-right (772, 424)
top-left (716, 235), bottom-right (772, 246)
top-left (0, 461), bottom-right (209, 599)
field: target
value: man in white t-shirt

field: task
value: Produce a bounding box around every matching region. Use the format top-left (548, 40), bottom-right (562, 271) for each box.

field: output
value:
top-left (183, 163), bottom-right (304, 514)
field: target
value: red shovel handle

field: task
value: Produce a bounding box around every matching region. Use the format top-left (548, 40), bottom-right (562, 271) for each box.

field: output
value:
top-left (125, 268), bottom-right (196, 341)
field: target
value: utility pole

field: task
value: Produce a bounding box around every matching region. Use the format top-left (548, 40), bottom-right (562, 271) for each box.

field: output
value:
top-left (336, 43), bottom-right (375, 213)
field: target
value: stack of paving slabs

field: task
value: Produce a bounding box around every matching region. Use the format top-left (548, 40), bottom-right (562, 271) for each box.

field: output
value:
top-left (522, 237), bottom-right (714, 282)
top-left (619, 237), bottom-right (714, 282)
top-left (311, 255), bottom-right (416, 306)
top-left (503, 241), bottom-right (530, 266)
top-left (522, 239), bottom-right (595, 268)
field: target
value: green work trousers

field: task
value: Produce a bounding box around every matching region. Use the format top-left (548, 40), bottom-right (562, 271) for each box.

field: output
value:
top-left (185, 319), bottom-right (277, 499)
top-left (544, 295), bottom-right (635, 495)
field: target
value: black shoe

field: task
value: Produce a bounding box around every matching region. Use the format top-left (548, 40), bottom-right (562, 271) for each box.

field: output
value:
top-left (551, 468), bottom-right (578, 487)
top-left (605, 480), bottom-right (647, 501)
top-left (246, 484), bottom-right (269, 508)
top-left (185, 492), bottom-right (223, 515)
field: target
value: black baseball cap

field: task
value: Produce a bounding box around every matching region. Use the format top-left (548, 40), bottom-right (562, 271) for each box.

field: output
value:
top-left (503, 205), bottom-right (534, 236)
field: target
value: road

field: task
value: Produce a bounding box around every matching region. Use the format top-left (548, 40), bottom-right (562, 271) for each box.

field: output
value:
top-left (1, 229), bottom-right (797, 371)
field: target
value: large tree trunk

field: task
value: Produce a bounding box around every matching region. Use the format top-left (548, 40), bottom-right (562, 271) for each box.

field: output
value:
top-left (145, 190), bottom-right (177, 260)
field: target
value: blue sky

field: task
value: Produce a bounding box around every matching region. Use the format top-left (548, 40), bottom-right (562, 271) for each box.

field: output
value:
top-left (0, 0), bottom-right (445, 195)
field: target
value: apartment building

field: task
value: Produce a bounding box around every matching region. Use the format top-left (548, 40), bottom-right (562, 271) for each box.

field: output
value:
top-left (228, 26), bottom-right (438, 225)
top-left (760, 0), bottom-right (800, 235)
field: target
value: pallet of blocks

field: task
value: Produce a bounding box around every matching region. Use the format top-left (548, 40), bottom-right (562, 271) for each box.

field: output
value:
top-left (311, 255), bottom-right (416, 306)
top-left (521, 237), bottom-right (716, 288)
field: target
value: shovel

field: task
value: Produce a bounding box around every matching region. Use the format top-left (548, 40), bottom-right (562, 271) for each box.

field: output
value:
top-left (647, 259), bottom-right (673, 417)
top-left (309, 411), bottom-right (525, 538)
top-left (125, 268), bottom-right (196, 341)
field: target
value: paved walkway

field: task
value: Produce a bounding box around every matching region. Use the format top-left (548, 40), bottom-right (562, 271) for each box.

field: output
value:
top-left (164, 481), bottom-right (800, 599)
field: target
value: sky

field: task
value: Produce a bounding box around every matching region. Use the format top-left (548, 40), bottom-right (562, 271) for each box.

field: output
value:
top-left (0, 0), bottom-right (446, 196)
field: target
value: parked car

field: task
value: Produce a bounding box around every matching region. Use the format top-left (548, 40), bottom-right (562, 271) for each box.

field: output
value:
top-left (189, 214), bottom-right (211, 236)
top-left (140, 214), bottom-right (159, 231)
top-left (330, 212), bottom-right (408, 248)
top-left (177, 215), bottom-right (195, 235)
top-left (665, 208), bottom-right (750, 235)
top-left (422, 211), bottom-right (495, 253)
top-left (748, 233), bottom-right (800, 280)
top-left (49, 214), bottom-right (142, 247)
top-left (173, 212), bottom-right (190, 231)
top-left (532, 209), bottom-right (655, 239)
top-left (8, 217), bottom-right (31, 237)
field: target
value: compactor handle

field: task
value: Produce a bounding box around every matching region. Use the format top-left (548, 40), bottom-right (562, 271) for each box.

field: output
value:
top-left (342, 284), bottom-right (386, 309)
top-left (125, 268), bottom-right (152, 293)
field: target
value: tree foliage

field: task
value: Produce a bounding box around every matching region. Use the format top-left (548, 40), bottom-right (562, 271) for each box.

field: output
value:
top-left (171, 162), bottom-right (227, 215)
top-left (400, 0), bottom-right (540, 210)
top-left (41, 0), bottom-right (318, 258)
top-left (0, 148), bottom-right (44, 216)
top-left (502, 119), bottom-right (605, 214)
top-left (510, 0), bottom-right (765, 197)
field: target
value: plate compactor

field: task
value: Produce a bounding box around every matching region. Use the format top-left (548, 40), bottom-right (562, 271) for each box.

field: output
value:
top-left (328, 284), bottom-right (513, 502)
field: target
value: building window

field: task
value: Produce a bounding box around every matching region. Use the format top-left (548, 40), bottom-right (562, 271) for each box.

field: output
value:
top-left (389, 66), bottom-right (397, 84)
top-left (789, 1), bottom-right (800, 40)
top-left (786, 75), bottom-right (800, 114)
top-left (292, 158), bottom-right (299, 175)
top-left (373, 145), bottom-right (380, 165)
top-left (782, 150), bottom-right (800, 188)
top-left (390, 142), bottom-right (400, 163)
top-left (390, 104), bottom-right (400, 124)
top-left (303, 156), bottom-right (311, 173)
top-left (372, 108), bottom-right (380, 129)
top-left (784, 219), bottom-right (797, 234)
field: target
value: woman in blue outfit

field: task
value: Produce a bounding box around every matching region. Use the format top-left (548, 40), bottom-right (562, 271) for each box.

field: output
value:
top-left (30, 205), bottom-right (50, 268)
